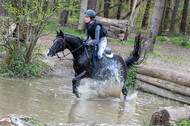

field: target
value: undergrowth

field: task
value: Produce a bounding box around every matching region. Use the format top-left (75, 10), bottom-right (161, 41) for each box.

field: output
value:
top-left (125, 67), bottom-right (136, 87)
top-left (0, 53), bottom-right (50, 78)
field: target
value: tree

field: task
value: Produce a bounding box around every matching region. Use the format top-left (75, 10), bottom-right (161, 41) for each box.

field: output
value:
top-left (59, 0), bottom-right (70, 26)
top-left (169, 0), bottom-right (180, 34)
top-left (143, 0), bottom-right (166, 52)
top-left (163, 0), bottom-right (171, 30)
top-left (78, 0), bottom-right (88, 30)
top-left (117, 0), bottom-right (123, 19)
top-left (179, 0), bottom-right (189, 35)
top-left (158, 0), bottom-right (167, 36)
top-left (88, 0), bottom-right (97, 10)
top-left (141, 0), bottom-right (151, 28)
top-left (104, 0), bottom-right (111, 18)
top-left (0, 0), bottom-right (75, 64)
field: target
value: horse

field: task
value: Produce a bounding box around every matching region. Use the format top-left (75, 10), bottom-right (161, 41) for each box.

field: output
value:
top-left (47, 30), bottom-right (142, 98)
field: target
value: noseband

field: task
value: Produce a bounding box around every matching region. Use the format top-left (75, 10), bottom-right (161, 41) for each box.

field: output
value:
top-left (49, 37), bottom-right (84, 61)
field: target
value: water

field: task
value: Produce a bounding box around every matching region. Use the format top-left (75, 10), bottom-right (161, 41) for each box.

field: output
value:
top-left (0, 77), bottom-right (184, 125)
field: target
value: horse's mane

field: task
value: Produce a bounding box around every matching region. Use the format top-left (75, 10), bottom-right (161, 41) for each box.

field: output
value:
top-left (65, 34), bottom-right (83, 44)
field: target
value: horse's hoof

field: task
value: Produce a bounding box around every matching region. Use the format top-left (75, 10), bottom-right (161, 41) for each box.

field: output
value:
top-left (75, 93), bottom-right (80, 98)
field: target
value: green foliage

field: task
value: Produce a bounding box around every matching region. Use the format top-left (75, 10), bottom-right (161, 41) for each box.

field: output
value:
top-left (125, 67), bottom-right (136, 87)
top-left (156, 36), bottom-right (168, 42)
top-left (29, 118), bottom-right (43, 126)
top-left (177, 119), bottom-right (190, 126)
top-left (0, 45), bottom-right (4, 52)
top-left (43, 20), bottom-right (85, 38)
top-left (170, 37), bottom-right (189, 48)
top-left (0, 53), bottom-right (50, 78)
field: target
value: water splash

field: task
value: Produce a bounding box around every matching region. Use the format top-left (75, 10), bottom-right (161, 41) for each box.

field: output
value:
top-left (78, 79), bottom-right (123, 100)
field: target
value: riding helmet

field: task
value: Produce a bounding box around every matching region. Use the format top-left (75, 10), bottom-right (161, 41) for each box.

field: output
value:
top-left (84, 9), bottom-right (96, 18)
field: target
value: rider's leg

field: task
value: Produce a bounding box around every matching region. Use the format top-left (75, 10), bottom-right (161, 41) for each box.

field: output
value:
top-left (97, 37), bottom-right (107, 59)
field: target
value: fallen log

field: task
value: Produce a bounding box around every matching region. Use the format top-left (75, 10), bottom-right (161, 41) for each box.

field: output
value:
top-left (136, 66), bottom-right (190, 87)
top-left (136, 74), bottom-right (190, 97)
top-left (135, 80), bottom-right (190, 104)
top-left (150, 106), bottom-right (190, 126)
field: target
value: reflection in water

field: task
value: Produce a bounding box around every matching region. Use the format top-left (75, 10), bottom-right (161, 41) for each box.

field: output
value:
top-left (0, 77), bottom-right (184, 125)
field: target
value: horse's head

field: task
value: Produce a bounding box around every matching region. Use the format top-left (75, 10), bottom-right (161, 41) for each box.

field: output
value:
top-left (47, 30), bottom-right (66, 57)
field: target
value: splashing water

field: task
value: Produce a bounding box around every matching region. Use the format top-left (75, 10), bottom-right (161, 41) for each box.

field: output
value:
top-left (78, 79), bottom-right (123, 100)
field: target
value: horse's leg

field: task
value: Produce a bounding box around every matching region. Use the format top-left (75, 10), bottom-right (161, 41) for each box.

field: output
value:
top-left (72, 71), bottom-right (86, 98)
top-left (122, 85), bottom-right (128, 99)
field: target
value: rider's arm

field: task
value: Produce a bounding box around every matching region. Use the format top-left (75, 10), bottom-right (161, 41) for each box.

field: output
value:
top-left (84, 28), bottom-right (89, 42)
top-left (87, 25), bottom-right (100, 46)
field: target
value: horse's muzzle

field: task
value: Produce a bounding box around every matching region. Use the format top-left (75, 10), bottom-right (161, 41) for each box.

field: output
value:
top-left (47, 50), bottom-right (54, 57)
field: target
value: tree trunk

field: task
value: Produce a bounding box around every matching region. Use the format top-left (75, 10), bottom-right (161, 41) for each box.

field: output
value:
top-left (78, 0), bottom-right (88, 30)
top-left (98, 0), bottom-right (103, 11)
top-left (179, 0), bottom-right (189, 35)
top-left (163, 0), bottom-right (171, 30)
top-left (141, 0), bottom-right (151, 28)
top-left (59, 10), bottom-right (69, 26)
top-left (158, 0), bottom-right (167, 36)
top-left (151, 106), bottom-right (190, 126)
top-left (96, 0), bottom-right (125, 16)
top-left (135, 80), bottom-right (190, 104)
top-left (117, 0), bottom-right (122, 19)
top-left (169, 0), bottom-right (180, 35)
top-left (104, 0), bottom-right (111, 18)
top-left (59, 0), bottom-right (70, 26)
top-left (143, 0), bottom-right (166, 52)
top-left (130, 0), bottom-right (133, 11)
top-left (136, 66), bottom-right (190, 87)
top-left (136, 74), bottom-right (190, 97)
top-left (88, 0), bottom-right (97, 10)
top-left (121, 0), bottom-right (144, 19)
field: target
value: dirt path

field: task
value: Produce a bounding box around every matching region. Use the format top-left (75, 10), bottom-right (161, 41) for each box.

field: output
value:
top-left (37, 35), bottom-right (190, 78)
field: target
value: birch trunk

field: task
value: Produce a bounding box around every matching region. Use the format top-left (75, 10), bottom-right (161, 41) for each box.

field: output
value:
top-left (78, 0), bottom-right (88, 30)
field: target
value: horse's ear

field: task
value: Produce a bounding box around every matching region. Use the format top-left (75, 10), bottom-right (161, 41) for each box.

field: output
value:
top-left (56, 30), bottom-right (59, 35)
top-left (60, 30), bottom-right (64, 37)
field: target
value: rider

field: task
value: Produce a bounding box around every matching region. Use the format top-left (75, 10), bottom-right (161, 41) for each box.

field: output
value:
top-left (83, 9), bottom-right (107, 60)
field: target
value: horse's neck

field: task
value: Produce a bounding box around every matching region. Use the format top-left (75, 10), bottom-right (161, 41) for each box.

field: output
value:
top-left (65, 36), bottom-right (84, 59)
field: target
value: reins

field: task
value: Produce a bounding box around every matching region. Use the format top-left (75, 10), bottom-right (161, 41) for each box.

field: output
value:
top-left (57, 44), bottom-right (84, 61)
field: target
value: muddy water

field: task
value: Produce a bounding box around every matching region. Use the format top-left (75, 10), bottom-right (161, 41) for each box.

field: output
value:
top-left (0, 77), bottom-right (184, 125)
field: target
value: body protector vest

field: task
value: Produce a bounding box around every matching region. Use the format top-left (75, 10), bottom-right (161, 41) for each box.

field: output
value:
top-left (85, 19), bottom-right (107, 39)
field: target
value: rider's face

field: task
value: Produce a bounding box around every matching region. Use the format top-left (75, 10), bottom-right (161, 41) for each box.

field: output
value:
top-left (85, 16), bottom-right (91, 23)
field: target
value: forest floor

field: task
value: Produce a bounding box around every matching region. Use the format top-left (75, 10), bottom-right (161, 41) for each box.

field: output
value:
top-left (37, 34), bottom-right (190, 78)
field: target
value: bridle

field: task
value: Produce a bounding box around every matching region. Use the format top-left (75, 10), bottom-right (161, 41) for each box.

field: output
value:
top-left (49, 37), bottom-right (85, 61)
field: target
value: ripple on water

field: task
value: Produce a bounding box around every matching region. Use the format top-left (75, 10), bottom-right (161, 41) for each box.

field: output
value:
top-left (0, 77), bottom-right (185, 125)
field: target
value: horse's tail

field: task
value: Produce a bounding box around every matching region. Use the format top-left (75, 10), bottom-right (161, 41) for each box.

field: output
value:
top-left (125, 33), bottom-right (143, 68)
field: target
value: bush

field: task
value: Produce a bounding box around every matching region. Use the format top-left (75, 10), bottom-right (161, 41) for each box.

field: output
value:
top-left (0, 53), bottom-right (49, 78)
top-left (125, 67), bottom-right (136, 87)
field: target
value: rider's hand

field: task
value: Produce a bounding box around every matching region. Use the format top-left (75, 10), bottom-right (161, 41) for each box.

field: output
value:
top-left (83, 42), bottom-right (88, 46)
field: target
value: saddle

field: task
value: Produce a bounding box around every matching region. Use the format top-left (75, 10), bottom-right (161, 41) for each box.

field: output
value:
top-left (104, 46), bottom-right (113, 58)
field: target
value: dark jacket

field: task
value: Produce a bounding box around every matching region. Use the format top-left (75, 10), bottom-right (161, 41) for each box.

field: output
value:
top-left (85, 19), bottom-right (107, 39)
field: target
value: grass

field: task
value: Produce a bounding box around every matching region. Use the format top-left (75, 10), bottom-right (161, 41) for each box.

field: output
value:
top-left (29, 118), bottom-right (44, 126)
top-left (177, 119), bottom-right (190, 126)
top-left (110, 38), bottom-right (135, 46)
top-left (156, 36), bottom-right (168, 42)
top-left (156, 36), bottom-right (190, 48)
top-left (147, 50), bottom-right (190, 64)
top-left (43, 20), bottom-right (86, 38)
